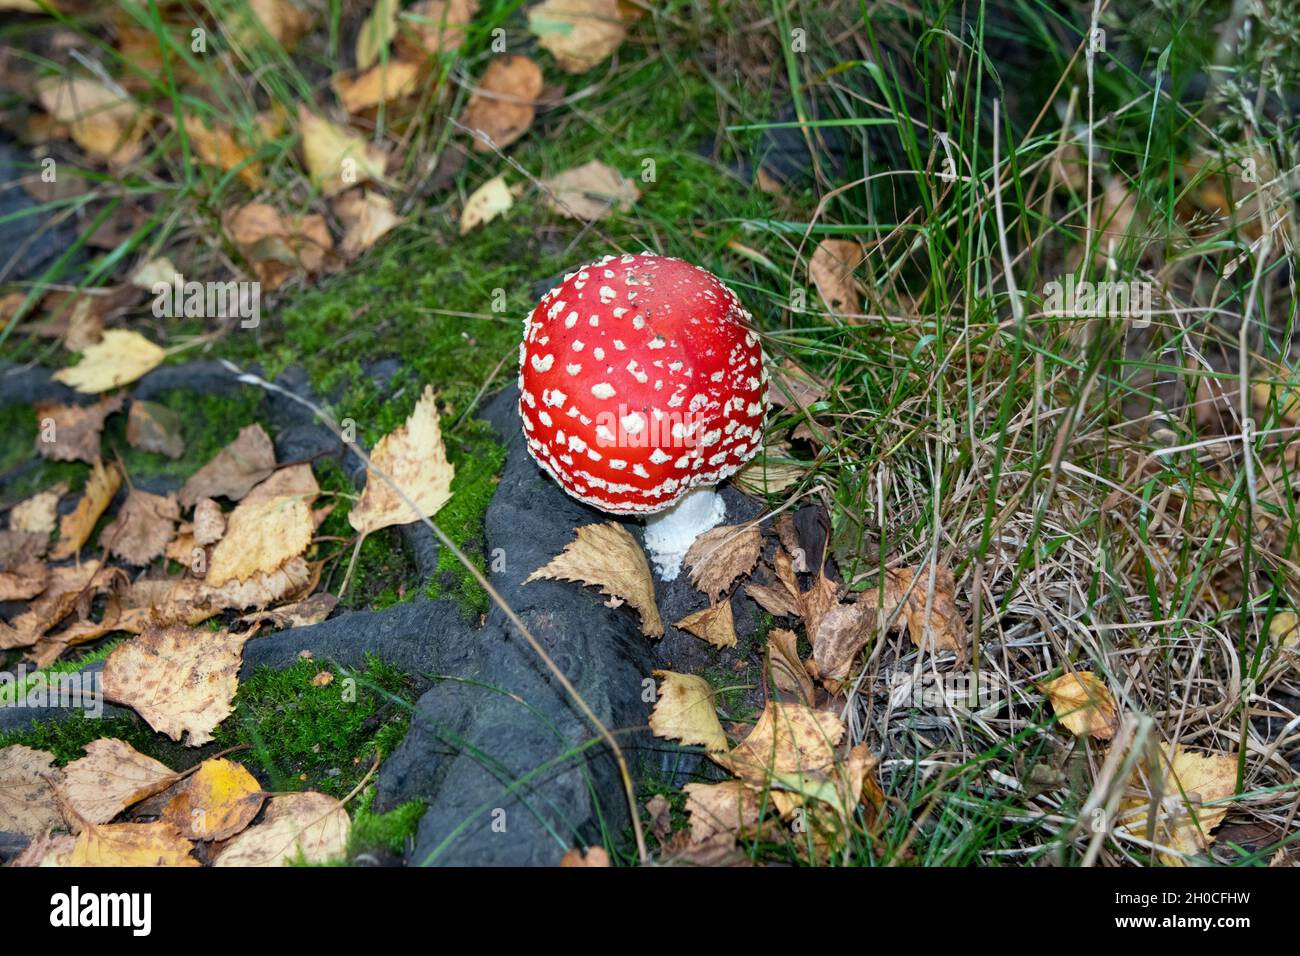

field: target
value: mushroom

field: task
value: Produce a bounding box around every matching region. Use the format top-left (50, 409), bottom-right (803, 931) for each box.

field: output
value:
top-left (519, 252), bottom-right (768, 580)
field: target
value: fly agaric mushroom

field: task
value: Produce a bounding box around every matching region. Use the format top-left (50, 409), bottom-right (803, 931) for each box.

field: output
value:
top-left (519, 252), bottom-right (768, 579)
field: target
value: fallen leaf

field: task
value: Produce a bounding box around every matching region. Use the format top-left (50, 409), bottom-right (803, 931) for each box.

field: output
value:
top-left (9, 482), bottom-right (67, 536)
top-left (459, 174), bottom-right (513, 234)
top-left (207, 494), bottom-right (313, 586)
top-left (528, 0), bottom-right (626, 74)
top-left (541, 160), bottom-right (639, 221)
top-left (34, 394), bottom-right (124, 463)
top-left (239, 591), bottom-right (338, 629)
top-left (1040, 671), bottom-right (1118, 740)
top-left (126, 399), bottom-right (185, 459)
top-left (0, 560), bottom-right (45, 600)
top-left (713, 700), bottom-right (844, 787)
top-left (868, 565), bottom-right (967, 661)
top-left (0, 559), bottom-right (115, 651)
top-left (298, 106), bottom-right (388, 196)
top-left (1119, 744), bottom-right (1237, 866)
top-left (101, 489), bottom-right (179, 566)
top-left (1270, 610), bottom-right (1300, 649)
top-left (222, 201), bottom-right (336, 290)
top-left (120, 557), bottom-right (315, 631)
top-left (648, 670), bottom-right (727, 752)
top-left (9, 832), bottom-right (75, 867)
top-left (192, 496), bottom-right (227, 546)
top-left (0, 745), bottom-right (64, 838)
top-left (460, 55), bottom-right (542, 152)
top-left (50, 459), bottom-right (122, 560)
top-left (179, 423), bottom-right (276, 507)
top-left (808, 239), bottom-right (863, 316)
top-left (356, 0), bottom-right (400, 69)
top-left (675, 600), bottom-right (737, 649)
top-left (768, 627), bottom-right (814, 704)
top-left (526, 522), bottom-right (662, 637)
top-left (560, 845), bottom-right (610, 866)
top-left (683, 780), bottom-right (761, 844)
top-left (60, 739), bottom-right (177, 826)
top-left (231, 0), bottom-right (315, 51)
top-left (67, 821), bottom-right (197, 866)
top-left (348, 384), bottom-right (455, 535)
top-left (161, 758), bottom-right (264, 841)
top-left (399, 0), bottom-right (478, 55)
top-left (810, 600), bottom-right (875, 686)
top-left (180, 114), bottom-right (263, 188)
top-left (102, 625), bottom-right (249, 746)
top-left (311, 670), bottom-right (334, 687)
top-left (130, 256), bottom-right (177, 290)
top-left (332, 59), bottom-right (421, 113)
top-left (213, 791), bottom-right (349, 866)
top-left (52, 329), bottom-right (165, 393)
top-left (35, 75), bottom-right (145, 167)
top-left (683, 524), bottom-right (762, 601)
top-left (333, 189), bottom-right (404, 257)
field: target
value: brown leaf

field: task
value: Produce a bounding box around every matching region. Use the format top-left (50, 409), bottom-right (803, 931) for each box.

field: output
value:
top-left (161, 758), bottom-right (264, 841)
top-left (560, 845), bottom-right (610, 866)
top-left (899, 566), bottom-right (966, 661)
top-left (333, 189), bottom-right (404, 257)
top-left (683, 780), bottom-right (761, 844)
top-left (767, 627), bottom-right (813, 704)
top-left (67, 821), bottom-right (197, 866)
top-left (0, 560), bottom-right (46, 601)
top-left (648, 670), bottom-right (728, 752)
top-left (231, 0), bottom-right (315, 52)
top-left (541, 160), bottom-right (639, 221)
top-left (207, 494), bottom-right (313, 586)
top-left (181, 113), bottom-right (263, 188)
top-left (461, 55), bottom-right (542, 152)
top-left (810, 600), bottom-right (875, 687)
top-left (192, 497), bottom-right (226, 546)
top-left (1040, 671), bottom-right (1118, 740)
top-left (745, 580), bottom-right (801, 617)
top-left (34, 394), bottom-right (123, 463)
top-left (528, 0), bottom-right (626, 74)
top-left (9, 831), bottom-right (75, 867)
top-left (50, 459), bottom-right (121, 560)
top-left (769, 359), bottom-right (829, 413)
top-left (239, 591), bottom-right (338, 629)
top-left (121, 556), bottom-right (314, 630)
top-left (712, 700), bottom-right (844, 787)
top-left (179, 423), bottom-right (276, 507)
top-left (213, 791), bottom-right (349, 866)
top-left (683, 524), bottom-right (762, 602)
top-left (399, 0), bottom-right (478, 55)
top-left (332, 60), bottom-right (422, 114)
top-left (526, 522), bottom-right (663, 637)
top-left (348, 385), bottom-right (455, 535)
top-left (60, 738), bottom-right (178, 826)
top-left (103, 626), bottom-right (249, 746)
top-left (675, 600), bottom-right (737, 649)
top-left (0, 745), bottom-right (65, 838)
top-left (126, 399), bottom-right (185, 458)
top-left (222, 201), bottom-right (336, 290)
top-left (52, 330), bottom-right (165, 393)
top-left (101, 489), bottom-right (179, 566)
top-left (0, 559), bottom-right (115, 651)
top-left (808, 239), bottom-right (863, 316)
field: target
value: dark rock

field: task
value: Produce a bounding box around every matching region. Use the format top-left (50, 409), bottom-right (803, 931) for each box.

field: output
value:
top-left (0, 362), bottom-right (79, 408)
top-left (0, 140), bottom-right (84, 283)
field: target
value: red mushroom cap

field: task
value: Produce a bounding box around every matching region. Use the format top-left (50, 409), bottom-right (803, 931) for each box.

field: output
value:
top-left (518, 253), bottom-right (768, 515)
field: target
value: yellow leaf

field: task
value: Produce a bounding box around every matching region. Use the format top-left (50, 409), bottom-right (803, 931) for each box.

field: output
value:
top-left (808, 239), bottom-right (863, 316)
top-left (52, 329), bottom-right (165, 393)
top-left (332, 59), bottom-right (422, 113)
top-left (1118, 744), bottom-right (1237, 866)
top-left (459, 174), bottom-right (513, 234)
top-left (102, 626), bottom-right (249, 746)
top-left (675, 600), bottom-right (737, 649)
top-left (67, 822), bottom-right (197, 866)
top-left (356, 0), bottom-right (400, 70)
top-left (181, 114), bottom-right (264, 187)
top-left (526, 522), bottom-right (663, 637)
top-left (348, 384), bottom-right (455, 535)
top-left (0, 745), bottom-right (65, 838)
top-left (161, 758), bottom-right (264, 841)
top-left (50, 458), bottom-right (121, 560)
top-left (1040, 671), bottom-right (1118, 739)
top-left (528, 0), bottom-right (626, 74)
top-left (648, 670), bottom-right (728, 752)
top-left (333, 189), bottom-right (405, 257)
top-left (36, 75), bottom-right (145, 167)
top-left (213, 792), bottom-right (349, 866)
top-left (207, 493), bottom-right (313, 586)
top-left (298, 106), bottom-right (388, 196)
top-left (683, 780), bottom-right (761, 844)
top-left (712, 700), bottom-right (844, 787)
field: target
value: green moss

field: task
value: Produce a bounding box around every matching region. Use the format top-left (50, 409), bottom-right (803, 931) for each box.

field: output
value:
top-left (350, 791), bottom-right (427, 857)
top-left (213, 654), bottom-right (415, 798)
top-left (113, 387), bottom-right (264, 485)
top-left (0, 712), bottom-right (198, 769)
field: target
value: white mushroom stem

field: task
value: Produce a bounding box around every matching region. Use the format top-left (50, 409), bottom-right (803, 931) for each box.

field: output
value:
top-left (642, 486), bottom-right (727, 581)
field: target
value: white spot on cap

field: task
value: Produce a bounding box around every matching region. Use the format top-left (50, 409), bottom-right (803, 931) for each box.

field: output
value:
top-left (591, 382), bottom-right (616, 399)
top-left (649, 448), bottom-right (670, 465)
top-left (531, 353), bottom-right (554, 373)
top-left (620, 412), bottom-right (645, 435)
